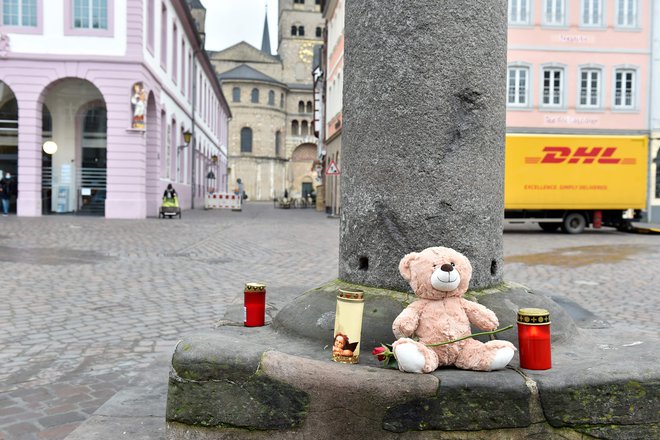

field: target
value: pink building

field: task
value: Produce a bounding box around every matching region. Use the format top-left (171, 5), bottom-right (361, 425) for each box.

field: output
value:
top-left (0, 0), bottom-right (230, 218)
top-left (507, 0), bottom-right (650, 134)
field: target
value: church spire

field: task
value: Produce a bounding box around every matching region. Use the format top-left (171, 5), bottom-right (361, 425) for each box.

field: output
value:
top-left (261, 6), bottom-right (272, 55)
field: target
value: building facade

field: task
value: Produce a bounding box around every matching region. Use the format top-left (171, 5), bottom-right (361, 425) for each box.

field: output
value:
top-left (208, 0), bottom-right (324, 202)
top-left (0, 0), bottom-right (229, 219)
top-left (320, 0), bottom-right (656, 221)
top-left (507, 0), bottom-right (652, 219)
top-left (651, 0), bottom-right (660, 221)
top-left (321, 0), bottom-right (343, 215)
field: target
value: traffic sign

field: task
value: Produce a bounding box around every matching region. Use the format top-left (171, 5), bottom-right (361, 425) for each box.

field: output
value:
top-left (325, 160), bottom-right (340, 176)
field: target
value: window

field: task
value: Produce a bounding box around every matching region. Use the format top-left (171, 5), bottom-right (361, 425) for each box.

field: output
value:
top-left (147, 0), bottom-right (155, 50)
top-left (508, 0), bottom-right (530, 25)
top-left (268, 90), bottom-right (275, 105)
top-left (160, 4), bottom-right (167, 68)
top-left (301, 120), bottom-right (309, 136)
top-left (172, 24), bottom-right (178, 83)
top-left (2, 0), bottom-right (37, 26)
top-left (543, 0), bottom-right (565, 26)
top-left (579, 68), bottom-right (601, 108)
top-left (298, 26), bottom-right (304, 36)
top-left (291, 120), bottom-right (299, 135)
top-left (240, 127), bottom-right (252, 153)
top-left (507, 66), bottom-right (529, 106)
top-left (73, 0), bottom-right (108, 29)
top-left (315, 26), bottom-right (322, 37)
top-left (232, 87), bottom-right (240, 102)
top-left (306, 101), bottom-right (313, 113)
top-left (280, 93), bottom-right (284, 108)
top-left (251, 88), bottom-right (259, 103)
top-left (294, 0), bottom-right (304, 3)
top-left (616, 0), bottom-right (637, 28)
top-left (291, 25), bottom-right (297, 36)
top-left (614, 69), bottom-right (636, 109)
top-left (298, 101), bottom-right (305, 113)
top-left (581, 0), bottom-right (603, 26)
top-left (275, 131), bottom-right (281, 156)
top-left (542, 67), bottom-right (564, 107)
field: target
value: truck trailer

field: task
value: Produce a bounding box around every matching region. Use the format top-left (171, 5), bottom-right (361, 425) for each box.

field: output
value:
top-left (504, 134), bottom-right (648, 234)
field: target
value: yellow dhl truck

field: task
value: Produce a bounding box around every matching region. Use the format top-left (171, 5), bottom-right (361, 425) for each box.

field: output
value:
top-left (505, 134), bottom-right (648, 233)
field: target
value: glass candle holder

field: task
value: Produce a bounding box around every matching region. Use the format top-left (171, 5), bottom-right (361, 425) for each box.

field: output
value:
top-left (517, 308), bottom-right (551, 370)
top-left (244, 282), bottom-right (266, 327)
top-left (332, 288), bottom-right (364, 364)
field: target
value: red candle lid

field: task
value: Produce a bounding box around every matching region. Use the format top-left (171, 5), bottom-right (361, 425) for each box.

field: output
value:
top-left (517, 308), bottom-right (550, 325)
top-left (245, 282), bottom-right (266, 292)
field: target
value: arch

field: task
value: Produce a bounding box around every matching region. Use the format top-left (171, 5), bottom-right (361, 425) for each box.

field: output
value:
top-left (39, 78), bottom-right (107, 215)
top-left (0, 82), bottom-right (18, 214)
top-left (306, 101), bottom-right (313, 113)
top-left (291, 120), bottom-right (299, 135)
top-left (146, 91), bottom-right (160, 216)
top-left (240, 127), bottom-right (253, 153)
top-left (251, 88), bottom-right (259, 103)
top-left (291, 143), bottom-right (316, 162)
top-left (298, 101), bottom-right (305, 113)
top-left (301, 120), bottom-right (309, 136)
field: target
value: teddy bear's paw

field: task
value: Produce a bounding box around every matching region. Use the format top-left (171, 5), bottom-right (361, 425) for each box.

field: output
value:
top-left (393, 340), bottom-right (427, 373)
top-left (489, 346), bottom-right (515, 370)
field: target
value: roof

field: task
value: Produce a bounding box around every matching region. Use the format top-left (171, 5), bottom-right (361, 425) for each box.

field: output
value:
top-left (218, 64), bottom-right (286, 87)
top-left (185, 0), bottom-right (205, 9)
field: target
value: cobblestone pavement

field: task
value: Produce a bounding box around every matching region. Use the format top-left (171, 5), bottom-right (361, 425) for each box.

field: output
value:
top-left (1, 204), bottom-right (659, 439)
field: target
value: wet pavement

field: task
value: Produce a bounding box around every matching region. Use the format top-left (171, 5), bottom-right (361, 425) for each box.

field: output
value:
top-left (1, 205), bottom-right (659, 439)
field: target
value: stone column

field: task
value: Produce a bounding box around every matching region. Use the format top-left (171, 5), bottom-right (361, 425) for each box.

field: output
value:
top-left (339, 0), bottom-right (508, 291)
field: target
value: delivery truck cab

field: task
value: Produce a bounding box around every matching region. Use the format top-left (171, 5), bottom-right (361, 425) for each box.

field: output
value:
top-left (504, 135), bottom-right (647, 234)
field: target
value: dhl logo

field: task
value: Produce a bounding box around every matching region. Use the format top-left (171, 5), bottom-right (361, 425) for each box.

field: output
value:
top-left (525, 146), bottom-right (636, 165)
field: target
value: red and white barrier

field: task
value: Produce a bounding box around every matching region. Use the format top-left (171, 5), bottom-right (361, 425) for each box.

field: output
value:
top-left (205, 192), bottom-right (242, 211)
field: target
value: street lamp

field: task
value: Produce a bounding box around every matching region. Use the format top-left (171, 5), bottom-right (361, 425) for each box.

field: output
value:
top-left (42, 141), bottom-right (58, 155)
top-left (177, 130), bottom-right (192, 182)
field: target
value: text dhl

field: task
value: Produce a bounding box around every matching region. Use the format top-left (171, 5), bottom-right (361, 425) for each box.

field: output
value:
top-left (525, 146), bottom-right (636, 165)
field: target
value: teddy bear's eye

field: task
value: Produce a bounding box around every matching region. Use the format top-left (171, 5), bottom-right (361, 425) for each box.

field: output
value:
top-left (450, 262), bottom-right (455, 267)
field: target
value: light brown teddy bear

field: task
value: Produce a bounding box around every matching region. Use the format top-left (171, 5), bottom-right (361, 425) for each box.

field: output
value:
top-left (392, 246), bottom-right (515, 373)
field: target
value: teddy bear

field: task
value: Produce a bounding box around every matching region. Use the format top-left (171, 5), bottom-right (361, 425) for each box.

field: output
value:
top-left (392, 246), bottom-right (515, 373)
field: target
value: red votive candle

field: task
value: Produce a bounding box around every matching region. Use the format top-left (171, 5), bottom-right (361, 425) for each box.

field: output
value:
top-left (517, 308), bottom-right (551, 370)
top-left (244, 282), bottom-right (266, 327)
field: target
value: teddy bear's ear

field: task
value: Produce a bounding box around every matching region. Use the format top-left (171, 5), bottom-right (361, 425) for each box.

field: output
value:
top-left (399, 252), bottom-right (418, 281)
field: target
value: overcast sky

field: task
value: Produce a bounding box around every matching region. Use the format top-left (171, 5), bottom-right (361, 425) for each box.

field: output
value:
top-left (200, 0), bottom-right (280, 53)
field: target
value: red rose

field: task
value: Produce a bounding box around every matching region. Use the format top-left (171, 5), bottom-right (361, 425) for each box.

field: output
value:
top-left (372, 346), bottom-right (386, 361)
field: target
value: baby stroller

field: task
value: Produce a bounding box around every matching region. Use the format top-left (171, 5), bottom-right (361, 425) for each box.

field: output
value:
top-left (159, 195), bottom-right (181, 219)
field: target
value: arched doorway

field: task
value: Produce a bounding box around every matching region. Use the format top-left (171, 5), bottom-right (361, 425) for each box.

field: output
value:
top-left (41, 79), bottom-right (106, 215)
top-left (0, 82), bottom-right (18, 213)
top-left (291, 143), bottom-right (317, 201)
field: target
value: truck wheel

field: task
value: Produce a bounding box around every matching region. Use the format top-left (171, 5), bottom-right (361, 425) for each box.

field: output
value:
top-left (561, 213), bottom-right (586, 234)
top-left (539, 222), bottom-right (560, 232)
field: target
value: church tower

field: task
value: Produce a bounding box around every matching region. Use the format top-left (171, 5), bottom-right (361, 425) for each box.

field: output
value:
top-left (277, 0), bottom-right (325, 84)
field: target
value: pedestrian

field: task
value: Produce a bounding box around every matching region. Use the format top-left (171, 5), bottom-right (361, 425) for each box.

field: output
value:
top-left (162, 183), bottom-right (179, 208)
top-left (163, 183), bottom-right (177, 200)
top-left (0, 173), bottom-right (12, 216)
top-left (235, 178), bottom-right (245, 201)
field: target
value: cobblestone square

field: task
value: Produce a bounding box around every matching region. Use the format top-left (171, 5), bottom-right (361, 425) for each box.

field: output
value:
top-left (1, 203), bottom-right (659, 439)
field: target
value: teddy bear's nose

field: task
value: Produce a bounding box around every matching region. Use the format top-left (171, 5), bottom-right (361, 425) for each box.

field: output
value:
top-left (440, 263), bottom-right (454, 272)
